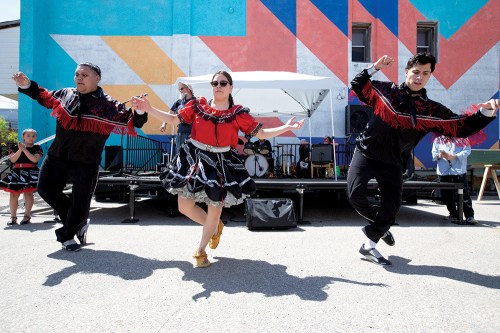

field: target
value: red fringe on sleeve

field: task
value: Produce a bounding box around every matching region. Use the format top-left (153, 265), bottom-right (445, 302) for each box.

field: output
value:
top-left (50, 105), bottom-right (137, 136)
top-left (360, 82), bottom-right (488, 146)
top-left (41, 88), bottom-right (137, 136)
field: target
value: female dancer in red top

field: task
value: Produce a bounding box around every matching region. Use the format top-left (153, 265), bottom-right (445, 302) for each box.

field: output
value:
top-left (132, 70), bottom-right (305, 267)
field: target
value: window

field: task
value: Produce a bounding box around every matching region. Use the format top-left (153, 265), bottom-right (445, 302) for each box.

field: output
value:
top-left (352, 24), bottom-right (371, 62)
top-left (417, 22), bottom-right (438, 59)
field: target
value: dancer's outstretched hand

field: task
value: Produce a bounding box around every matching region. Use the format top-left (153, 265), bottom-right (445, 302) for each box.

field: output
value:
top-left (131, 95), bottom-right (152, 112)
top-left (285, 116), bottom-right (306, 130)
top-left (374, 55), bottom-right (394, 71)
top-left (12, 72), bottom-right (31, 87)
top-left (477, 99), bottom-right (499, 117)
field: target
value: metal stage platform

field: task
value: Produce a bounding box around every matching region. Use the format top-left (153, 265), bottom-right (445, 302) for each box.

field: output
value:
top-left (96, 174), bottom-right (464, 224)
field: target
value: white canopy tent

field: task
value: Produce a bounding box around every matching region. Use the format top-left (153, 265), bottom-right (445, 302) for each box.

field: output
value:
top-left (176, 71), bottom-right (335, 117)
top-left (0, 95), bottom-right (18, 109)
top-left (175, 71), bottom-right (339, 179)
top-left (0, 96), bottom-right (19, 164)
top-left (0, 95), bottom-right (18, 124)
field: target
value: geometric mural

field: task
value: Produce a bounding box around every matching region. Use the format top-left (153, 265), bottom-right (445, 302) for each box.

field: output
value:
top-left (18, 0), bottom-right (500, 167)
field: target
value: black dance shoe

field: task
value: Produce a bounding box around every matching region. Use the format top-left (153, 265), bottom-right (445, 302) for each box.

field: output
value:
top-left (362, 226), bottom-right (395, 246)
top-left (381, 231), bottom-right (395, 246)
top-left (7, 217), bottom-right (17, 226)
top-left (20, 215), bottom-right (31, 225)
top-left (61, 240), bottom-right (81, 252)
top-left (77, 219), bottom-right (90, 245)
top-left (359, 245), bottom-right (392, 266)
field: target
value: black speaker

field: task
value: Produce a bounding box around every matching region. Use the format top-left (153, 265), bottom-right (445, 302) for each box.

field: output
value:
top-left (245, 198), bottom-right (296, 230)
top-left (94, 184), bottom-right (128, 202)
top-left (345, 105), bottom-right (373, 135)
top-left (104, 146), bottom-right (123, 171)
top-left (311, 144), bottom-right (333, 163)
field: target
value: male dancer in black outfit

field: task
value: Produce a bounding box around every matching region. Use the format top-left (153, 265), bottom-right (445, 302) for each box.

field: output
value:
top-left (348, 53), bottom-right (498, 265)
top-left (13, 63), bottom-right (148, 251)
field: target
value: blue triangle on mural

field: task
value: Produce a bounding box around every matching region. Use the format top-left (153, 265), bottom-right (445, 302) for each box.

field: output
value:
top-left (359, 0), bottom-right (398, 36)
top-left (311, 0), bottom-right (348, 36)
top-left (261, 0), bottom-right (296, 35)
top-left (410, 0), bottom-right (488, 39)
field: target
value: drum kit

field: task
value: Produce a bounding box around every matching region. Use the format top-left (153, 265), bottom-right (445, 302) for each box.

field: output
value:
top-left (243, 141), bottom-right (273, 177)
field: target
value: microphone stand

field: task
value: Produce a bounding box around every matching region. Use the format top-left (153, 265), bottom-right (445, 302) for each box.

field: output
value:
top-left (319, 152), bottom-right (324, 178)
top-left (253, 153), bottom-right (258, 177)
top-left (170, 126), bottom-right (174, 161)
top-left (117, 133), bottom-right (124, 176)
top-left (250, 147), bottom-right (263, 177)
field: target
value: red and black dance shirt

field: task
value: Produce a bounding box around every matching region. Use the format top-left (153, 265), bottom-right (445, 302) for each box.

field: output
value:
top-left (178, 97), bottom-right (262, 148)
top-left (19, 81), bottom-right (148, 164)
top-left (350, 68), bottom-right (495, 166)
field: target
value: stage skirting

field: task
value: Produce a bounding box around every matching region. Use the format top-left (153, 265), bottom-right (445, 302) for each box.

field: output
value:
top-left (96, 174), bottom-right (464, 224)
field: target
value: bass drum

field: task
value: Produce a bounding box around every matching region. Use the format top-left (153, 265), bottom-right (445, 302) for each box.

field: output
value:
top-left (243, 142), bottom-right (257, 155)
top-left (258, 141), bottom-right (272, 155)
top-left (245, 154), bottom-right (269, 177)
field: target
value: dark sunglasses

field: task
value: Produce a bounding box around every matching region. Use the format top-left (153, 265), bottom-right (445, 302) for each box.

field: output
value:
top-left (210, 80), bottom-right (229, 88)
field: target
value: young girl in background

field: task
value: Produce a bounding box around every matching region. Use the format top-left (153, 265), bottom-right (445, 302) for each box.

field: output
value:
top-left (0, 129), bottom-right (43, 225)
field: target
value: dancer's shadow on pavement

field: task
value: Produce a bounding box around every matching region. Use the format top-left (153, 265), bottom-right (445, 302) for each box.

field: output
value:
top-left (187, 256), bottom-right (387, 301)
top-left (386, 256), bottom-right (500, 290)
top-left (44, 249), bottom-right (189, 287)
top-left (45, 250), bottom-right (387, 301)
top-left (3, 222), bottom-right (54, 232)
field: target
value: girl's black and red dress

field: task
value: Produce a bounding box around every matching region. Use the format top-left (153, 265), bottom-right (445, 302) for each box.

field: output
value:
top-left (0, 145), bottom-right (43, 194)
top-left (161, 97), bottom-right (262, 207)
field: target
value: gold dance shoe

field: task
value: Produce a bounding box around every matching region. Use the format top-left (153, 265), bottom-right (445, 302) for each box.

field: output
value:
top-left (193, 250), bottom-right (211, 268)
top-left (209, 220), bottom-right (224, 249)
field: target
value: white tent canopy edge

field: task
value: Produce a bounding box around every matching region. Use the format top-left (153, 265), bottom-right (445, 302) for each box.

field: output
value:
top-left (175, 71), bottom-right (334, 117)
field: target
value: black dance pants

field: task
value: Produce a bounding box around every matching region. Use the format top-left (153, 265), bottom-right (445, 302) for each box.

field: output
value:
top-left (347, 151), bottom-right (402, 243)
top-left (439, 174), bottom-right (474, 219)
top-left (37, 155), bottom-right (99, 243)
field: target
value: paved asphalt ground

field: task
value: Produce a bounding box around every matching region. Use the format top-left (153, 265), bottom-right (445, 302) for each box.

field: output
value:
top-left (0, 189), bottom-right (499, 333)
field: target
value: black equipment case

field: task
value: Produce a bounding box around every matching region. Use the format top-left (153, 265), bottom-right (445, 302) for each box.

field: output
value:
top-left (245, 198), bottom-right (296, 230)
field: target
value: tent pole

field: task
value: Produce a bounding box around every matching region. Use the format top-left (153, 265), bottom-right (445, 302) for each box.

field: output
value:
top-left (309, 116), bottom-right (313, 178)
top-left (329, 89), bottom-right (337, 180)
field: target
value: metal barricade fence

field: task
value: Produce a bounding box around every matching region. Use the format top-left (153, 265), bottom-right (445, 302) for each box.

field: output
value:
top-left (124, 135), bottom-right (166, 173)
